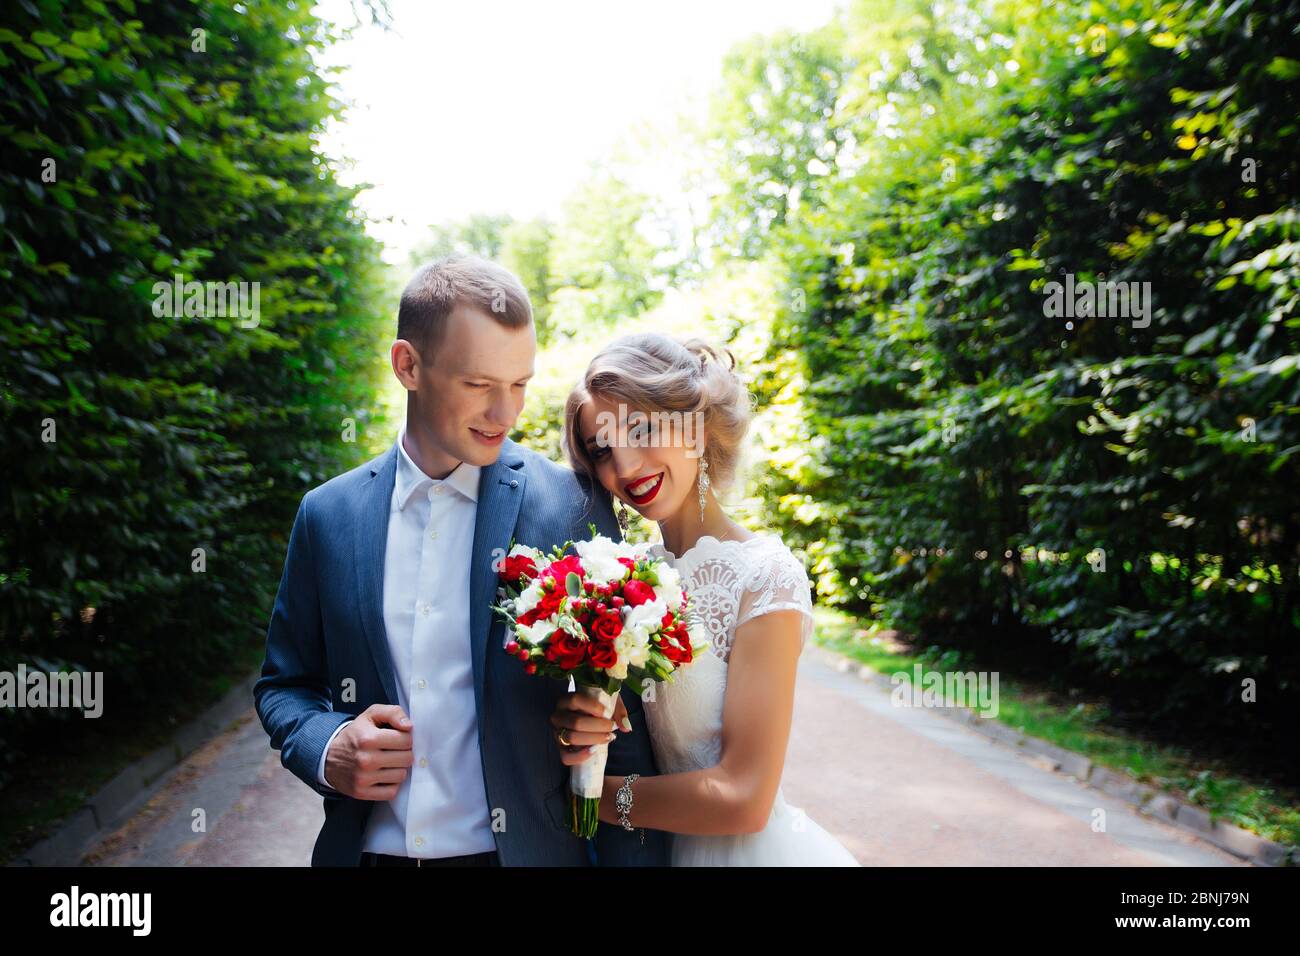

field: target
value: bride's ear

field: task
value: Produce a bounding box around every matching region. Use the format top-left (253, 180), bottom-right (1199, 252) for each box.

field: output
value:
top-left (694, 442), bottom-right (709, 472)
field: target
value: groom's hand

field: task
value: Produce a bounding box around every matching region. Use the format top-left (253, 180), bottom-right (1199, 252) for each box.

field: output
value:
top-left (550, 692), bottom-right (631, 766)
top-left (323, 704), bottom-right (414, 800)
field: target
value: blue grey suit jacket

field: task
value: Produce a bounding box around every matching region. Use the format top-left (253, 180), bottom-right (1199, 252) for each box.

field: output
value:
top-left (254, 437), bottom-right (669, 866)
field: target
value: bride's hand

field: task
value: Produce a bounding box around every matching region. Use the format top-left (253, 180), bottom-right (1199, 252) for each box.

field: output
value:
top-left (550, 691), bottom-right (631, 766)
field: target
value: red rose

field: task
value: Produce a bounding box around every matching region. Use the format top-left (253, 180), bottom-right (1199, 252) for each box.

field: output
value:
top-left (537, 585), bottom-right (566, 616)
top-left (659, 629), bottom-right (693, 665)
top-left (587, 640), bottom-right (617, 669)
top-left (544, 631), bottom-right (587, 670)
top-left (543, 554), bottom-right (585, 585)
top-left (518, 583), bottom-right (565, 627)
top-left (591, 611), bottom-right (623, 642)
top-left (623, 579), bottom-right (656, 606)
top-left (499, 553), bottom-right (538, 583)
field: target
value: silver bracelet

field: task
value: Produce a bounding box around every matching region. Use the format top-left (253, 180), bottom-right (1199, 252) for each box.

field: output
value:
top-left (615, 773), bottom-right (645, 844)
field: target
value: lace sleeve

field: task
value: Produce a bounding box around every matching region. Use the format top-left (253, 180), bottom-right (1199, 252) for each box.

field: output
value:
top-left (734, 542), bottom-right (815, 650)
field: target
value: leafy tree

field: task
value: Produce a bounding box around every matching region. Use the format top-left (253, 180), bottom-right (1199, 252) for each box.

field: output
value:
top-left (500, 216), bottom-right (555, 343)
top-left (545, 171), bottom-right (663, 337)
top-left (408, 212), bottom-right (513, 265)
top-left (704, 20), bottom-right (852, 259)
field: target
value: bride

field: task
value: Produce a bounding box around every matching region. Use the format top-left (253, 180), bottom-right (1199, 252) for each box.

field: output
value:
top-left (549, 332), bottom-right (859, 866)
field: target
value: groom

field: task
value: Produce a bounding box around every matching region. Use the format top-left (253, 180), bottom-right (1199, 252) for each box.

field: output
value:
top-left (254, 254), bottom-right (667, 866)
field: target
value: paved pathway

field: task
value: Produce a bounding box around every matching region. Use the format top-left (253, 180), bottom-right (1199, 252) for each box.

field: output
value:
top-left (85, 649), bottom-right (1245, 866)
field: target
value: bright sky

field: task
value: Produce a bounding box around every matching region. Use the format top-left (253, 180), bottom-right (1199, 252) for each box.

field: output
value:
top-left (313, 0), bottom-right (840, 262)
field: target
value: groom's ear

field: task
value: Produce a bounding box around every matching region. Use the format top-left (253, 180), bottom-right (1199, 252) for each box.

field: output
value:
top-left (391, 339), bottom-right (422, 390)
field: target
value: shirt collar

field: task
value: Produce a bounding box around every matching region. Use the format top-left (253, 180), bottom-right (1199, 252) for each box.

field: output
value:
top-left (394, 426), bottom-right (481, 510)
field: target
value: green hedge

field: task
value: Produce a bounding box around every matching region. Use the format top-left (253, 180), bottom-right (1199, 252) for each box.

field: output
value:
top-left (743, 0), bottom-right (1299, 744)
top-left (0, 0), bottom-right (390, 788)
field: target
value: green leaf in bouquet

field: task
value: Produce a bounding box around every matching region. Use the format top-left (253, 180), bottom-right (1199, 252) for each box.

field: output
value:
top-left (623, 672), bottom-right (648, 697)
top-left (646, 658), bottom-right (672, 681)
top-left (565, 571), bottom-right (582, 598)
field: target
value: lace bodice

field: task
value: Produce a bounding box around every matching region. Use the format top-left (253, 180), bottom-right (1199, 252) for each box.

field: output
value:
top-left (642, 532), bottom-right (815, 775)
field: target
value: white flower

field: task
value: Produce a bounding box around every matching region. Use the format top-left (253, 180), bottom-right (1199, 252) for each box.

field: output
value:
top-left (624, 598), bottom-right (667, 641)
top-left (611, 629), bottom-right (650, 680)
top-left (652, 563), bottom-right (683, 609)
top-left (575, 535), bottom-right (631, 585)
top-left (515, 618), bottom-right (556, 647)
top-left (507, 543), bottom-right (546, 565)
top-left (513, 580), bottom-right (544, 617)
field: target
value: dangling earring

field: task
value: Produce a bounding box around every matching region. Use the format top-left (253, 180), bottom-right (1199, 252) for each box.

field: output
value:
top-left (617, 499), bottom-right (630, 533)
top-left (697, 456), bottom-right (710, 523)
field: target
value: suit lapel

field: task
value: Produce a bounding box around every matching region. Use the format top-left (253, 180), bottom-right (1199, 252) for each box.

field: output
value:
top-left (469, 440), bottom-right (526, 714)
top-left (355, 445), bottom-right (400, 706)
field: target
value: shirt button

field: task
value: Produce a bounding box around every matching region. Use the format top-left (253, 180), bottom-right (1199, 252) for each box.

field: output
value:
top-left (419, 602), bottom-right (431, 616)
top-left (416, 678), bottom-right (427, 689)
top-left (419, 757), bottom-right (428, 768)
top-left (414, 836), bottom-right (425, 847)
top-left (434, 485), bottom-right (446, 495)
top-left (430, 529), bottom-right (439, 540)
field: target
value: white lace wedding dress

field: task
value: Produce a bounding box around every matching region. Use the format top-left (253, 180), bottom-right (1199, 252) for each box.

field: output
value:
top-left (642, 532), bottom-right (860, 866)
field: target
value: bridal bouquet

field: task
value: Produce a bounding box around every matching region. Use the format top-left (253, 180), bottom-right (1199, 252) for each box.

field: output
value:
top-left (494, 530), bottom-right (707, 838)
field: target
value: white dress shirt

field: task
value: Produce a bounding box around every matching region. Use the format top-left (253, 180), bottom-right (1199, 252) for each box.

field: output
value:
top-left (316, 427), bottom-right (497, 858)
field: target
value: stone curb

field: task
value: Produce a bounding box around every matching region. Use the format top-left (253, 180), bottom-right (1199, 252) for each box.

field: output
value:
top-left (809, 644), bottom-right (1297, 868)
top-left (8, 671), bottom-right (261, 867)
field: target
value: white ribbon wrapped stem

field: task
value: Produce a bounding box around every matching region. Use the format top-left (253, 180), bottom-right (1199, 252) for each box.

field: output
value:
top-left (569, 684), bottom-right (616, 799)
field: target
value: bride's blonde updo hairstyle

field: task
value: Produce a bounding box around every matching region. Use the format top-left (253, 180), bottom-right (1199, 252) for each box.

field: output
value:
top-left (563, 333), bottom-right (754, 491)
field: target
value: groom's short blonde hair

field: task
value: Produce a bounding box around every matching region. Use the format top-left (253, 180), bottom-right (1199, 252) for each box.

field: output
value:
top-left (398, 254), bottom-right (533, 362)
